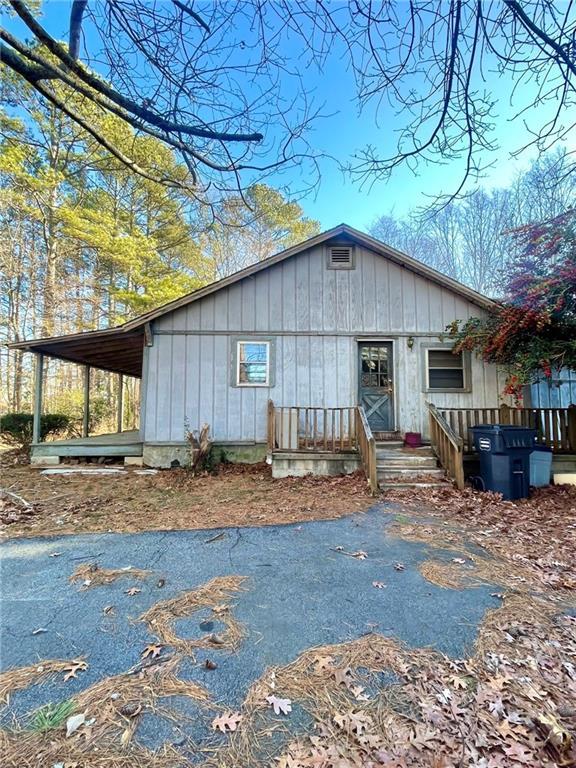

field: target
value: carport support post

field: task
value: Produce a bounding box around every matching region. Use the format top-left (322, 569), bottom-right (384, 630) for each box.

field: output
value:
top-left (117, 374), bottom-right (124, 433)
top-left (32, 352), bottom-right (44, 444)
top-left (82, 365), bottom-right (91, 438)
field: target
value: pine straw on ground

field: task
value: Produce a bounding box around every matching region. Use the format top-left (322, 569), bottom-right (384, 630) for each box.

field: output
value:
top-left (139, 575), bottom-right (247, 653)
top-left (2, 574), bottom-right (576, 767)
top-left (0, 659), bottom-right (85, 705)
top-left (0, 463), bottom-right (374, 539)
top-left (1, 576), bottom-right (242, 768)
top-left (199, 594), bottom-right (576, 768)
top-left (386, 483), bottom-right (576, 601)
top-left (69, 563), bottom-right (152, 589)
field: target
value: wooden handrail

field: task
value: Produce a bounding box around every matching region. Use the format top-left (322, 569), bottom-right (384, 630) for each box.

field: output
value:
top-left (355, 405), bottom-right (378, 494)
top-left (426, 402), bottom-right (465, 490)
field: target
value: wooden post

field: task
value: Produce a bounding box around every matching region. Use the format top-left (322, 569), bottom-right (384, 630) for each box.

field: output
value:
top-left (82, 365), bottom-right (90, 438)
top-left (499, 403), bottom-right (511, 424)
top-left (117, 374), bottom-right (124, 433)
top-left (568, 404), bottom-right (576, 453)
top-left (32, 352), bottom-right (44, 444)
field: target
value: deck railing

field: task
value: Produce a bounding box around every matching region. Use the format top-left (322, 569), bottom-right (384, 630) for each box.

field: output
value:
top-left (437, 404), bottom-right (576, 453)
top-left (355, 405), bottom-right (378, 494)
top-left (267, 401), bottom-right (358, 453)
top-left (267, 401), bottom-right (378, 493)
top-left (427, 403), bottom-right (465, 489)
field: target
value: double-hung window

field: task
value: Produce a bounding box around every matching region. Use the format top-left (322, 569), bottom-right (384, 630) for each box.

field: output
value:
top-left (236, 341), bottom-right (270, 386)
top-left (426, 349), bottom-right (467, 391)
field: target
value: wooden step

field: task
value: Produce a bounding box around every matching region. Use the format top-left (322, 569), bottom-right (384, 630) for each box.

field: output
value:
top-left (380, 481), bottom-right (451, 490)
top-left (377, 467), bottom-right (446, 480)
top-left (376, 454), bottom-right (438, 469)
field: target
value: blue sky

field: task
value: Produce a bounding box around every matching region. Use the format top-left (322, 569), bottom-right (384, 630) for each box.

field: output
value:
top-left (5, 2), bottom-right (573, 230)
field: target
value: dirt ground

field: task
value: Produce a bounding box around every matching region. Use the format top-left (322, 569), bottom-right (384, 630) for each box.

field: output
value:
top-left (0, 459), bottom-right (374, 539)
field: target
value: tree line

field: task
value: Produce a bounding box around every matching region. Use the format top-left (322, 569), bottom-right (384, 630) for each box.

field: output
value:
top-left (0, 77), bottom-right (318, 426)
top-left (370, 150), bottom-right (576, 298)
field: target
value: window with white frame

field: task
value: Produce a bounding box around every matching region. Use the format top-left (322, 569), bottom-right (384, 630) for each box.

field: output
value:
top-left (236, 341), bottom-right (270, 386)
top-left (426, 349), bottom-right (466, 391)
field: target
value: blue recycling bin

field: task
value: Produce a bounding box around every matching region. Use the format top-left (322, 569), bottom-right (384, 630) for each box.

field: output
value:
top-left (471, 425), bottom-right (537, 500)
top-left (530, 445), bottom-right (553, 487)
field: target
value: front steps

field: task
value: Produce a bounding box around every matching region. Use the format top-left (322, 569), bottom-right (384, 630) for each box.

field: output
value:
top-left (376, 441), bottom-right (449, 489)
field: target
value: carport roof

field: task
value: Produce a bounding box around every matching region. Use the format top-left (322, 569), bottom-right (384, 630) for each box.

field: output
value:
top-left (9, 326), bottom-right (145, 377)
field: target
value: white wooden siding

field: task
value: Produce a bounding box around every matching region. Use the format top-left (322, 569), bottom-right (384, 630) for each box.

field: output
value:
top-left (143, 244), bottom-right (502, 443)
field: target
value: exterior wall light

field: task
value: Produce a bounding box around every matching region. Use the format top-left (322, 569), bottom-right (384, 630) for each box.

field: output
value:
top-left (407, 336), bottom-right (415, 350)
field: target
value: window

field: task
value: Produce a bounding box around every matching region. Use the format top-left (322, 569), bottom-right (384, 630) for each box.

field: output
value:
top-left (327, 245), bottom-right (355, 269)
top-left (427, 349), bottom-right (466, 390)
top-left (237, 341), bottom-right (269, 386)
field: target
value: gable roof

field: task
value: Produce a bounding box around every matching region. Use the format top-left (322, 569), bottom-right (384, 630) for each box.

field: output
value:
top-left (121, 223), bottom-right (495, 330)
top-left (10, 224), bottom-right (495, 374)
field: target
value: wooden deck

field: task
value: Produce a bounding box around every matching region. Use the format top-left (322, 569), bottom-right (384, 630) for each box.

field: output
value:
top-left (32, 430), bottom-right (143, 459)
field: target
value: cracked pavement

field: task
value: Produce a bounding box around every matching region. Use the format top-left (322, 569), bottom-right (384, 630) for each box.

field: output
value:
top-left (0, 504), bottom-right (500, 748)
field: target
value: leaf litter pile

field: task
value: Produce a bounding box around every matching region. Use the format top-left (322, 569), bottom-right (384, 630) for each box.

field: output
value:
top-left (384, 484), bottom-right (576, 599)
top-left (0, 462), bottom-right (373, 538)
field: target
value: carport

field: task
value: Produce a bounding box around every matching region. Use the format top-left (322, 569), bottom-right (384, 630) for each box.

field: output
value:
top-left (9, 325), bottom-right (146, 462)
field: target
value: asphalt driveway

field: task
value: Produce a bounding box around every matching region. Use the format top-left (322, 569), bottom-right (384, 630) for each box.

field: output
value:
top-left (0, 503), bottom-right (499, 751)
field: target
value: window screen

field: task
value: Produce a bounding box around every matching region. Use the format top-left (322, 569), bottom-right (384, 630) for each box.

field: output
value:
top-left (427, 349), bottom-right (465, 390)
top-left (237, 342), bottom-right (269, 385)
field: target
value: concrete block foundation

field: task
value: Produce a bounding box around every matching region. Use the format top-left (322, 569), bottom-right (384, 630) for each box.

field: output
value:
top-left (142, 443), bottom-right (190, 469)
top-left (271, 451), bottom-right (361, 479)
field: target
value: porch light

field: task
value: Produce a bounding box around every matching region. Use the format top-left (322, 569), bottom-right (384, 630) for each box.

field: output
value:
top-left (407, 336), bottom-right (415, 350)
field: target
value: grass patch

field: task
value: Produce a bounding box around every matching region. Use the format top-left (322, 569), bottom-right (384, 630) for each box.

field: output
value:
top-left (29, 699), bottom-right (75, 732)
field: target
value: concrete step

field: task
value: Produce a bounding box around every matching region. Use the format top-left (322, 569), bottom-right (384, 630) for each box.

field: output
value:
top-left (374, 440), bottom-right (405, 449)
top-left (377, 467), bottom-right (446, 480)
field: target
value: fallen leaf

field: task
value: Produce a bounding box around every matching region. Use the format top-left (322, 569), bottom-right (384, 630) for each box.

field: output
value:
top-left (209, 633), bottom-right (226, 645)
top-left (63, 660), bottom-right (88, 682)
top-left (141, 643), bottom-right (163, 659)
top-left (212, 711), bottom-right (243, 733)
top-left (205, 659), bottom-right (218, 670)
top-left (535, 712), bottom-right (572, 753)
top-left (266, 695), bottom-right (292, 715)
top-left (372, 581), bottom-right (386, 589)
top-left (156, 578), bottom-right (165, 588)
top-left (313, 655), bottom-right (334, 672)
top-left (333, 710), bottom-right (373, 735)
top-left (502, 743), bottom-right (534, 764)
top-left (66, 713), bottom-right (86, 738)
top-left (448, 674), bottom-right (468, 690)
top-left (332, 667), bottom-right (354, 688)
top-left (125, 587), bottom-right (141, 596)
top-left (103, 605), bottom-right (115, 615)
top-left (394, 562), bottom-right (405, 571)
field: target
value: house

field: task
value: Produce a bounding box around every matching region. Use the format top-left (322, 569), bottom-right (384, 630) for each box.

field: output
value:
top-left (11, 224), bottom-right (575, 489)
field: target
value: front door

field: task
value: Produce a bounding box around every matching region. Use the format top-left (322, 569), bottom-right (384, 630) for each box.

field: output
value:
top-left (359, 343), bottom-right (394, 432)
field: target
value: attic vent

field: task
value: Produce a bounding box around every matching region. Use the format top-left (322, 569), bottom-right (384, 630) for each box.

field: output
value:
top-left (328, 245), bottom-right (354, 269)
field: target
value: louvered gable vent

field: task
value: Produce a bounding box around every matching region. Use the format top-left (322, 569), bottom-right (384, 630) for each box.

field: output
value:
top-left (328, 245), bottom-right (354, 269)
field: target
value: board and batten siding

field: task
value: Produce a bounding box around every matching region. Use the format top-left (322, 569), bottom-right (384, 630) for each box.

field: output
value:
top-left (142, 243), bottom-right (503, 443)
